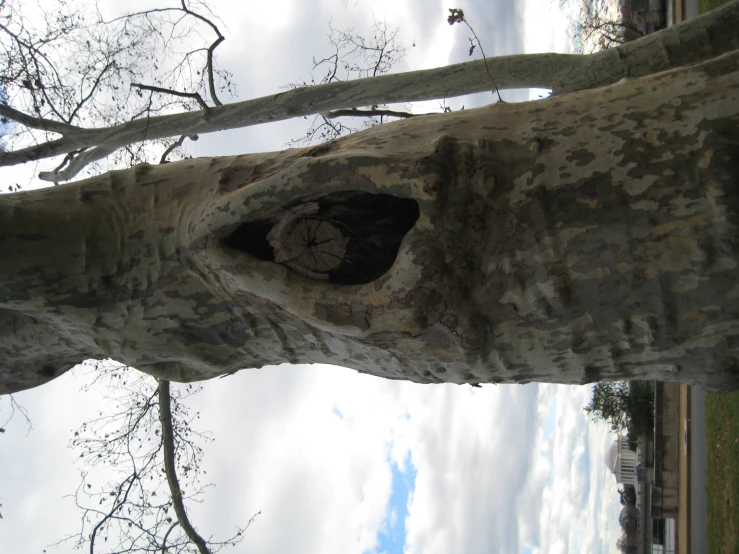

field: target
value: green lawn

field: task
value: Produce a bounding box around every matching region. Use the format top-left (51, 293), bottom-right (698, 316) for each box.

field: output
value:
top-left (695, 0), bottom-right (736, 540)
top-left (705, 391), bottom-right (739, 553)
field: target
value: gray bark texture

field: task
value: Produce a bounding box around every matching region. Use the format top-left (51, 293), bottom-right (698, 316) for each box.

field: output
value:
top-left (1, 48), bottom-right (739, 394)
top-left (2, 0), bottom-right (738, 182)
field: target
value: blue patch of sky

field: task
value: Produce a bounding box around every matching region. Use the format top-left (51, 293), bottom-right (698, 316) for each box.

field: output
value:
top-left (369, 452), bottom-right (417, 554)
top-left (522, 548), bottom-right (534, 554)
top-left (331, 406), bottom-right (344, 420)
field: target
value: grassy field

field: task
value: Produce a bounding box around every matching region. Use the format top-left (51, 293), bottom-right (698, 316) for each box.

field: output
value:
top-left (706, 391), bottom-right (739, 553)
top-left (657, 0), bottom-right (735, 551)
top-left (699, 0), bottom-right (735, 548)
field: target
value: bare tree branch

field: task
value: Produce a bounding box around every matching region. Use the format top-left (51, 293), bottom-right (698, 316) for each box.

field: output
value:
top-left (447, 9), bottom-right (503, 102)
top-left (132, 83), bottom-right (211, 110)
top-left (0, 0), bottom-right (235, 180)
top-left (323, 107), bottom-right (416, 119)
top-left (285, 19), bottom-right (414, 145)
top-left (160, 520), bottom-right (180, 552)
top-left (158, 379), bottom-right (211, 554)
top-left (159, 134), bottom-right (197, 163)
top-left (177, 0), bottom-right (226, 106)
top-left (0, 102), bottom-right (80, 133)
top-left (206, 36), bottom-right (225, 106)
top-left (88, 465), bottom-right (140, 554)
top-left (50, 363), bottom-right (250, 554)
top-left (0, 393), bottom-right (32, 434)
top-left (1, 1), bottom-right (736, 183)
top-left (38, 145), bottom-right (116, 182)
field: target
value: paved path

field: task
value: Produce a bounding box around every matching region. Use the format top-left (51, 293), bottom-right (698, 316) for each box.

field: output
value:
top-left (677, 8), bottom-right (707, 553)
top-left (679, 386), bottom-right (689, 554)
top-left (690, 387), bottom-right (708, 554)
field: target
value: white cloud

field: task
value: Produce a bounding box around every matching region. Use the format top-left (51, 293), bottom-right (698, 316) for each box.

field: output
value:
top-left (523, 384), bottom-right (623, 554)
top-left (402, 384), bottom-right (540, 554)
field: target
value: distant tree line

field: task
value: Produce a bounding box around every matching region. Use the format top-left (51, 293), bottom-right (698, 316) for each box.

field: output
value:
top-left (584, 381), bottom-right (654, 447)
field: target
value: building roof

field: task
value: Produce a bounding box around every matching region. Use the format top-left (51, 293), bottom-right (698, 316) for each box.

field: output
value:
top-left (605, 440), bottom-right (620, 474)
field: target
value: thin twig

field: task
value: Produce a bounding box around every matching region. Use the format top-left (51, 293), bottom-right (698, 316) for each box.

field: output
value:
top-left (178, 0), bottom-right (227, 106)
top-left (159, 134), bottom-right (197, 163)
top-left (447, 9), bottom-right (503, 102)
top-left (131, 83), bottom-right (210, 110)
top-left (89, 469), bottom-right (139, 554)
top-left (161, 520), bottom-right (181, 552)
top-left (0, 394), bottom-right (32, 434)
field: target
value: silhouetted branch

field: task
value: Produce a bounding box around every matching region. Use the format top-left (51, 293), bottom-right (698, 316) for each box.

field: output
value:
top-left (160, 134), bottom-right (197, 163)
top-left (52, 363), bottom-right (250, 553)
top-left (0, 0), bottom-right (234, 180)
top-left (0, 393), bottom-right (32, 435)
top-left (158, 379), bottom-right (211, 554)
top-left (447, 9), bottom-right (503, 102)
top-left (0, 103), bottom-right (80, 133)
top-left (132, 83), bottom-right (210, 110)
top-left (323, 107), bottom-right (415, 119)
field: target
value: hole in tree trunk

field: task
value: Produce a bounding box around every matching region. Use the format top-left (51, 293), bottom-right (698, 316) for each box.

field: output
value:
top-left (223, 192), bottom-right (419, 284)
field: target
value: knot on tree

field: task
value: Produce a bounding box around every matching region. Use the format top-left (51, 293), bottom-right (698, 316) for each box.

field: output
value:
top-left (267, 202), bottom-right (350, 280)
top-left (223, 192), bottom-right (419, 284)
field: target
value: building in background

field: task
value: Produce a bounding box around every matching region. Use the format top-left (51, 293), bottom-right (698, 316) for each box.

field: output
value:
top-left (605, 382), bottom-right (679, 554)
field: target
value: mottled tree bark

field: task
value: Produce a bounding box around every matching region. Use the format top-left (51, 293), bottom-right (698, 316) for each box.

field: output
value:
top-left (2, 50), bottom-right (738, 394)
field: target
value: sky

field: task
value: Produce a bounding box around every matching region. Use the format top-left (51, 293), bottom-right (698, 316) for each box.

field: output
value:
top-left (0, 0), bottom-right (624, 552)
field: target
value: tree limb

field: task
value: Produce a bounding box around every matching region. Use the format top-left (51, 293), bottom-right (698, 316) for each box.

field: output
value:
top-left (178, 0), bottom-right (226, 106)
top-left (161, 520), bottom-right (181, 553)
top-left (117, 1), bottom-right (227, 107)
top-left (0, 102), bottom-right (80, 134)
top-left (158, 379), bottom-right (211, 554)
top-left (323, 107), bottom-right (416, 119)
top-left (0, 1), bottom-right (736, 181)
top-left (206, 36), bottom-right (225, 106)
top-left (160, 134), bottom-right (197, 163)
top-left (132, 83), bottom-right (211, 110)
top-left (38, 145), bottom-right (116, 183)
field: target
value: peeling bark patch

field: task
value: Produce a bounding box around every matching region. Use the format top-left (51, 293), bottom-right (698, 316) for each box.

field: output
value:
top-left (300, 142), bottom-right (336, 158)
top-left (171, 182), bottom-right (196, 200)
top-left (223, 192), bottom-right (419, 284)
top-left (217, 164), bottom-right (257, 194)
top-left (315, 302), bottom-right (370, 331)
top-left (565, 148), bottom-right (596, 166)
top-left (79, 189), bottom-right (110, 203)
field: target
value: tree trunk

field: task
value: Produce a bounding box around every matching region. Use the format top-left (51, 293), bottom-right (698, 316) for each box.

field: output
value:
top-left (3, 0), bottom-right (738, 182)
top-left (2, 50), bottom-right (738, 394)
